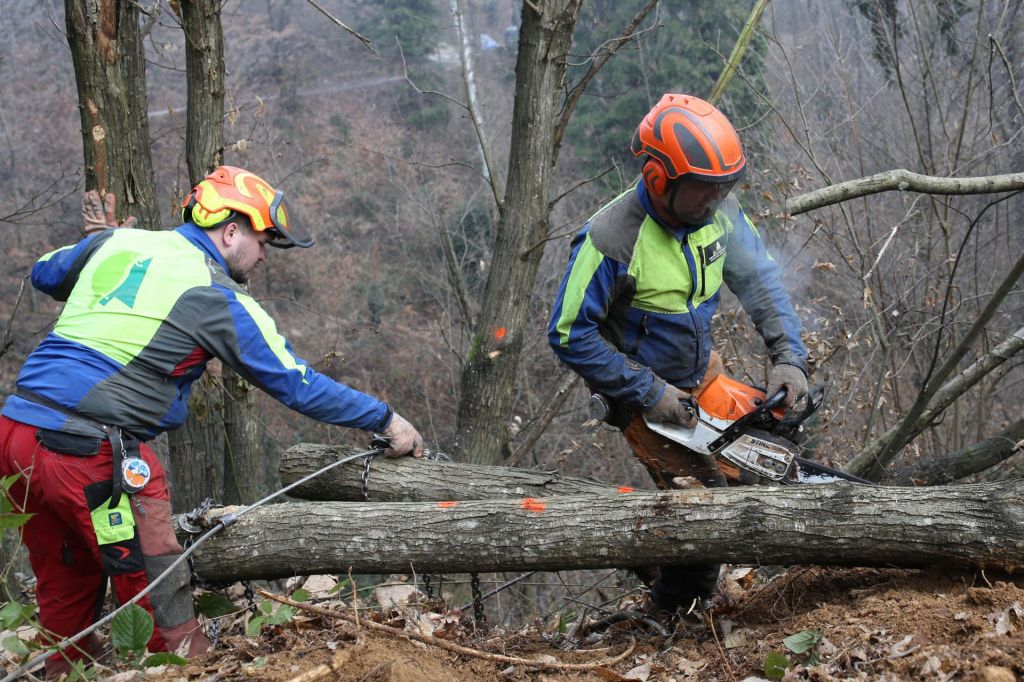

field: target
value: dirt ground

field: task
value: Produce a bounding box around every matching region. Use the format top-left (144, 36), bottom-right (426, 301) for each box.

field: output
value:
top-left (111, 566), bottom-right (1024, 682)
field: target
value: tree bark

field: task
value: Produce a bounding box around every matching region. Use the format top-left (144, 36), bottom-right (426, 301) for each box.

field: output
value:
top-left (455, 0), bottom-right (582, 465)
top-left (170, 0), bottom-right (265, 507)
top-left (279, 444), bottom-right (624, 502)
top-left (183, 480), bottom-right (1024, 583)
top-left (883, 417), bottom-right (1024, 486)
top-left (179, 0), bottom-right (225, 181)
top-left (65, 0), bottom-right (160, 228)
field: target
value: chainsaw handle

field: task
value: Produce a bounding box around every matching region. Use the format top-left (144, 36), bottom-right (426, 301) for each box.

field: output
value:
top-left (762, 389), bottom-right (787, 411)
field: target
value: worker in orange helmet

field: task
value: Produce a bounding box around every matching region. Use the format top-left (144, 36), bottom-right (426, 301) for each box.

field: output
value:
top-left (549, 95), bottom-right (809, 617)
top-left (1, 166), bottom-right (422, 677)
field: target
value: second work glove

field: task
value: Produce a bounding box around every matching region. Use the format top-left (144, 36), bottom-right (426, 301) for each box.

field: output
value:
top-left (381, 411), bottom-right (424, 458)
top-left (82, 190), bottom-right (137, 236)
top-left (766, 363), bottom-right (808, 408)
top-left (645, 383), bottom-right (698, 428)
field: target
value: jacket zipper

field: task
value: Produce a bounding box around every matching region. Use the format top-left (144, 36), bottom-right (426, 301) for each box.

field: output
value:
top-left (630, 314), bottom-right (649, 356)
top-left (681, 239), bottom-right (703, 376)
top-left (698, 244), bottom-right (707, 299)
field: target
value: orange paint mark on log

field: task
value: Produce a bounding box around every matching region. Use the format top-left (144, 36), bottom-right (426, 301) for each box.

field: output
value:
top-left (617, 486), bottom-right (636, 493)
top-left (437, 501), bottom-right (459, 509)
top-left (521, 498), bottom-right (546, 513)
top-left (494, 326), bottom-right (508, 341)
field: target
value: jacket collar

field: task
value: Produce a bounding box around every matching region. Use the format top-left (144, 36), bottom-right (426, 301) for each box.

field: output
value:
top-left (634, 180), bottom-right (713, 239)
top-left (174, 222), bottom-right (229, 273)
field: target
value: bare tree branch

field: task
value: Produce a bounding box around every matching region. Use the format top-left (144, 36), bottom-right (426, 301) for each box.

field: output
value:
top-left (452, 0), bottom-right (503, 209)
top-left (506, 371), bottom-right (580, 467)
top-left (848, 323), bottom-right (1024, 479)
top-left (883, 417), bottom-right (1024, 486)
top-left (553, 0), bottom-right (659, 153)
top-left (707, 0), bottom-right (769, 105)
top-left (0, 277), bottom-right (27, 362)
top-left (786, 169), bottom-right (1024, 215)
top-left (303, 0), bottom-right (377, 54)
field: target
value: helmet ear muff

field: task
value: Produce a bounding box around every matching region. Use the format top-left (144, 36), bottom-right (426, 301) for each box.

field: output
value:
top-left (643, 159), bottom-right (669, 195)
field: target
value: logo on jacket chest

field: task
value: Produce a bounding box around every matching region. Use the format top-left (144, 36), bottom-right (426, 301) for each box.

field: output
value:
top-left (699, 238), bottom-right (726, 266)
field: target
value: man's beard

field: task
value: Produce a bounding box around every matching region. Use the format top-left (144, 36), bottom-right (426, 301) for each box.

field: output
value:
top-left (225, 252), bottom-right (249, 284)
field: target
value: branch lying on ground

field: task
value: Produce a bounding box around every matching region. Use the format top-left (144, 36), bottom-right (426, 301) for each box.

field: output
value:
top-left (258, 590), bottom-right (636, 672)
top-left (785, 169), bottom-right (1024, 215)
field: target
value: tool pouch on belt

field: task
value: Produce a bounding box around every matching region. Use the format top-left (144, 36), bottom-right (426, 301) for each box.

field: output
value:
top-left (36, 429), bottom-right (103, 457)
top-left (84, 480), bottom-right (144, 575)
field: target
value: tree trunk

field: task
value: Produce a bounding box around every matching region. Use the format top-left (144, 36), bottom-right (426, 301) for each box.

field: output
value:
top-left (170, 0), bottom-right (265, 507)
top-left (65, 0), bottom-right (160, 228)
top-left (180, 0), bottom-right (225, 180)
top-left (165, 375), bottom-right (224, 513)
top-left (279, 444), bottom-right (623, 502)
top-left (183, 480), bottom-right (1024, 583)
top-left (454, 1), bottom-right (582, 465)
top-left (220, 371), bottom-right (264, 504)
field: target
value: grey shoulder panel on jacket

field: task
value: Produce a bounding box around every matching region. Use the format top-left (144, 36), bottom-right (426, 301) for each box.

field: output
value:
top-left (587, 190), bottom-right (648, 263)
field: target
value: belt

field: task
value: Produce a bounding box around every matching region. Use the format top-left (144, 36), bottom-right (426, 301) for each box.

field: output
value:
top-left (15, 387), bottom-right (139, 509)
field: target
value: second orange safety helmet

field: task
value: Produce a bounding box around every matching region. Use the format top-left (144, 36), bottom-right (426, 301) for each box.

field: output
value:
top-left (630, 94), bottom-right (746, 188)
top-left (181, 166), bottom-right (314, 248)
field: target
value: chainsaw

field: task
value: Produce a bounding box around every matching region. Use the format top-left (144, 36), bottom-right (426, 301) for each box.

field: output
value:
top-left (624, 374), bottom-right (868, 485)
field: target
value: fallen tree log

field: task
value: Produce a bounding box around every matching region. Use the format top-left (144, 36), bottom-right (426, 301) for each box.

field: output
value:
top-left (183, 480), bottom-right (1024, 583)
top-left (279, 443), bottom-right (624, 501)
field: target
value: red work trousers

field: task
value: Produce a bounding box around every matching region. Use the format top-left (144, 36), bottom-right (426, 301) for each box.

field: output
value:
top-left (0, 416), bottom-right (208, 678)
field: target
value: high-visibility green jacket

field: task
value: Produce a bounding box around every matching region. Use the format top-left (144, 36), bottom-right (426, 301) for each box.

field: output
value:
top-left (3, 223), bottom-right (391, 439)
top-left (548, 182), bottom-right (807, 411)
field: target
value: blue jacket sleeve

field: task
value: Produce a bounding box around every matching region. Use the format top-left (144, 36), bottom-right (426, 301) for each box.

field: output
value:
top-left (722, 205), bottom-right (808, 372)
top-left (547, 229), bottom-right (664, 411)
top-left (198, 285), bottom-right (392, 432)
top-left (31, 231), bottom-right (113, 302)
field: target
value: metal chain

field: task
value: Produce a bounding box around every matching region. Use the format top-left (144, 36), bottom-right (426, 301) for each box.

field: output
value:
top-left (243, 581), bottom-right (258, 615)
top-left (360, 452), bottom-right (375, 501)
top-left (207, 618), bottom-right (220, 649)
top-left (471, 572), bottom-right (486, 625)
top-left (422, 574), bottom-right (433, 600)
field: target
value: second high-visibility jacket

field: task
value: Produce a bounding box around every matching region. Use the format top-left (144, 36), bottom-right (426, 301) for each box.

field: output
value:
top-left (548, 182), bottom-right (808, 412)
top-left (2, 223), bottom-right (391, 440)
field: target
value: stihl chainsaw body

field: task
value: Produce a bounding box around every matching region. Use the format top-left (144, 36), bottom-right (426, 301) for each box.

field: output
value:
top-left (642, 375), bottom-right (869, 485)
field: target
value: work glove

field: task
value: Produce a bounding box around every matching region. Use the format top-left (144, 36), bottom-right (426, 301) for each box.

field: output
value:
top-left (82, 190), bottom-right (137, 236)
top-left (766, 363), bottom-right (808, 409)
top-left (381, 411), bottom-right (424, 458)
top-left (644, 383), bottom-right (698, 428)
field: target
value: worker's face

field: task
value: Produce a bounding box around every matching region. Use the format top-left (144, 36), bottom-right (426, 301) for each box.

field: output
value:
top-left (224, 222), bottom-right (271, 284)
top-left (667, 178), bottom-right (737, 226)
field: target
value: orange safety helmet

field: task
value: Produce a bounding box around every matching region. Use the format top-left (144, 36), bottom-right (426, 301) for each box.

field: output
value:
top-left (630, 94), bottom-right (746, 192)
top-left (181, 166), bottom-right (314, 248)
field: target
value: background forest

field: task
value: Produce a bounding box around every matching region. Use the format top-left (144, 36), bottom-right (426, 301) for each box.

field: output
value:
top-left (0, 0), bottom-right (1022, 605)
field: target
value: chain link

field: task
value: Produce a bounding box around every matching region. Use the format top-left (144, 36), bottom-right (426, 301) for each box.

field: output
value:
top-left (360, 452), bottom-right (375, 501)
top-left (206, 618), bottom-right (219, 649)
top-left (243, 581), bottom-right (258, 615)
top-left (422, 574), bottom-right (433, 600)
top-left (470, 572), bottom-right (486, 625)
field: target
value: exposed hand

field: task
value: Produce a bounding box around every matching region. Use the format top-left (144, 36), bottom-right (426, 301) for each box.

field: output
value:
top-left (645, 383), bottom-right (697, 428)
top-left (766, 363), bottom-right (808, 408)
top-left (82, 190), bottom-right (137, 236)
top-left (381, 412), bottom-right (424, 458)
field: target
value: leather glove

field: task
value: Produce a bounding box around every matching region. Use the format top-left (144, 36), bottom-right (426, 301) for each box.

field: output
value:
top-left (381, 411), bottom-right (424, 458)
top-left (82, 190), bottom-right (137, 236)
top-left (644, 383), bottom-right (697, 428)
top-left (766, 363), bottom-right (808, 408)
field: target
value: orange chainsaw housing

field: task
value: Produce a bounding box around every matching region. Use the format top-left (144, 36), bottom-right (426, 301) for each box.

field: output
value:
top-left (696, 374), bottom-right (786, 421)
